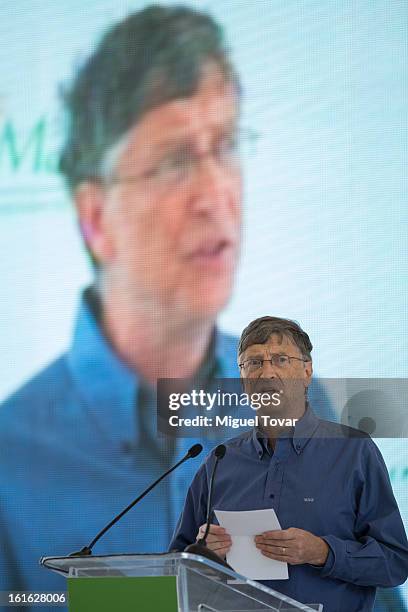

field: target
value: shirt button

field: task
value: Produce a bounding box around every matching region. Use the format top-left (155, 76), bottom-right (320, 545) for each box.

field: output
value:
top-left (269, 494), bottom-right (275, 499)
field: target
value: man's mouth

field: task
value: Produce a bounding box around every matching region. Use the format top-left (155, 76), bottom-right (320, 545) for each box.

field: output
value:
top-left (188, 239), bottom-right (234, 264)
top-left (248, 380), bottom-right (283, 395)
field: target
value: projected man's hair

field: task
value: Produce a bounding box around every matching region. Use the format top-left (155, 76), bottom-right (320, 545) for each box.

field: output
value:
top-left (59, 5), bottom-right (240, 193)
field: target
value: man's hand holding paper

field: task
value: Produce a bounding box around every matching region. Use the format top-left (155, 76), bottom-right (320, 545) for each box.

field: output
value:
top-left (214, 509), bottom-right (289, 580)
top-left (196, 523), bottom-right (232, 559)
top-left (255, 527), bottom-right (329, 566)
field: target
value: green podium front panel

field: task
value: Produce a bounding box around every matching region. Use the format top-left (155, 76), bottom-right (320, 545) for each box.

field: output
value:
top-left (68, 575), bottom-right (178, 612)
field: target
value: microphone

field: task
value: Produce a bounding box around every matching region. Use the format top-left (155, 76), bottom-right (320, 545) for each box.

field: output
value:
top-left (185, 444), bottom-right (231, 569)
top-left (70, 443), bottom-right (203, 557)
top-left (201, 444), bottom-right (226, 543)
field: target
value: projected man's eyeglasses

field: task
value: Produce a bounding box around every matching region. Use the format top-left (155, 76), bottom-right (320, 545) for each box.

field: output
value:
top-left (107, 128), bottom-right (258, 188)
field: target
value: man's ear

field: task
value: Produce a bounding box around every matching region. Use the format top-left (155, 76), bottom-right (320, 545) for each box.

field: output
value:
top-left (238, 359), bottom-right (250, 395)
top-left (74, 181), bottom-right (114, 264)
top-left (304, 360), bottom-right (313, 388)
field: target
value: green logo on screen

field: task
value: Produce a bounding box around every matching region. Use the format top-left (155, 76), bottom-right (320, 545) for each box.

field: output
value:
top-left (0, 116), bottom-right (58, 174)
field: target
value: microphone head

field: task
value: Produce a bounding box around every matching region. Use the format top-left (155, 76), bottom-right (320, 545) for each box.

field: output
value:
top-left (215, 444), bottom-right (226, 459)
top-left (187, 443), bottom-right (203, 458)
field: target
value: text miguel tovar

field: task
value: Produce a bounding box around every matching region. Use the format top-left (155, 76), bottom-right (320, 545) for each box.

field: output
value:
top-left (168, 414), bottom-right (299, 429)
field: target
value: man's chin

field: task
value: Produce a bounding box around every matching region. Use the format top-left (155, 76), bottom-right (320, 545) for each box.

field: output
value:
top-left (182, 282), bottom-right (233, 320)
top-left (257, 404), bottom-right (288, 418)
top-left (188, 297), bottom-right (230, 321)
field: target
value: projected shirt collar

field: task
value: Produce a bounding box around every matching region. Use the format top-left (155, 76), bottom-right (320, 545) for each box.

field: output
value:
top-left (66, 286), bottom-right (239, 447)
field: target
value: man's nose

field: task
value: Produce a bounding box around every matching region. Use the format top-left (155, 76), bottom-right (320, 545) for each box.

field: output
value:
top-left (190, 153), bottom-right (237, 217)
top-left (259, 359), bottom-right (280, 378)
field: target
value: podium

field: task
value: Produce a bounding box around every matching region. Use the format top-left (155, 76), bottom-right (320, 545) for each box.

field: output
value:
top-left (41, 552), bottom-right (322, 611)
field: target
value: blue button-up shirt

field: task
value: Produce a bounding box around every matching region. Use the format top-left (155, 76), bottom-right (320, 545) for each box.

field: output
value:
top-left (0, 288), bottom-right (239, 605)
top-left (170, 405), bottom-right (408, 612)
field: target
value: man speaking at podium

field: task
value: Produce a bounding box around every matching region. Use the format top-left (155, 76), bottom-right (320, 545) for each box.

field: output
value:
top-left (170, 316), bottom-right (408, 611)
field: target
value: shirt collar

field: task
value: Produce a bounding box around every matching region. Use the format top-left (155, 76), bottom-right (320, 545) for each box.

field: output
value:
top-left (213, 328), bottom-right (240, 377)
top-left (66, 287), bottom-right (138, 446)
top-left (252, 402), bottom-right (320, 457)
top-left (293, 402), bottom-right (320, 451)
top-left (66, 286), bottom-right (237, 446)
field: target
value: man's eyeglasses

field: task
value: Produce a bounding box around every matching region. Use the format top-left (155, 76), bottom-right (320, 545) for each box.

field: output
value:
top-left (106, 128), bottom-right (258, 188)
top-left (239, 354), bottom-right (308, 374)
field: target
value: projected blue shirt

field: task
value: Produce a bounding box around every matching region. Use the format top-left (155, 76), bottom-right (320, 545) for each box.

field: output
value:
top-left (170, 406), bottom-right (408, 612)
top-left (0, 288), bottom-right (240, 603)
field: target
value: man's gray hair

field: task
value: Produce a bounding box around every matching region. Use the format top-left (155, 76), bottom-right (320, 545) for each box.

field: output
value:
top-left (238, 316), bottom-right (313, 360)
top-left (59, 5), bottom-right (240, 193)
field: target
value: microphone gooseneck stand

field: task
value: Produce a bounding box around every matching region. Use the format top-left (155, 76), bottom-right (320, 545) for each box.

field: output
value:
top-left (69, 443), bottom-right (203, 557)
top-left (185, 444), bottom-right (232, 569)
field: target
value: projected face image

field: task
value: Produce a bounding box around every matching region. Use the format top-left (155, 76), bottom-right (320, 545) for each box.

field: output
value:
top-left (239, 334), bottom-right (313, 416)
top-left (97, 68), bottom-right (241, 321)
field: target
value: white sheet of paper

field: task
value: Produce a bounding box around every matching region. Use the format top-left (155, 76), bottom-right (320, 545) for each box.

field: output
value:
top-left (214, 508), bottom-right (289, 580)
